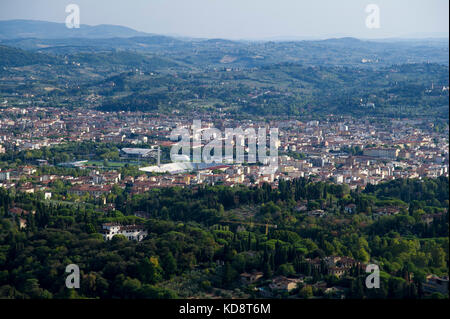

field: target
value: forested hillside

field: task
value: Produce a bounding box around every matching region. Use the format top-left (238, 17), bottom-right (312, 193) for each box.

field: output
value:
top-left (0, 177), bottom-right (448, 298)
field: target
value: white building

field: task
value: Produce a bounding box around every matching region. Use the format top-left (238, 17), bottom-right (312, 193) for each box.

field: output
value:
top-left (0, 171), bottom-right (10, 181)
top-left (101, 223), bottom-right (148, 241)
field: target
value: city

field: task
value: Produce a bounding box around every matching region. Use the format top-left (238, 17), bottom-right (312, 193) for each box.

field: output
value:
top-left (1, 106), bottom-right (448, 193)
top-left (0, 0), bottom-right (448, 309)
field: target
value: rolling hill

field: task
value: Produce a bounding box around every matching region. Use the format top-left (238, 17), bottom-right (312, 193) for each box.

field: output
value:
top-left (0, 19), bottom-right (150, 39)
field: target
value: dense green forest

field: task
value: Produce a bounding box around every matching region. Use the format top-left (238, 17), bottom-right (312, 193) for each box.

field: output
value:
top-left (0, 177), bottom-right (448, 299)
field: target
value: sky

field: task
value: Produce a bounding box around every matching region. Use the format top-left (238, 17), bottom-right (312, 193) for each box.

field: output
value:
top-left (0, 0), bottom-right (448, 40)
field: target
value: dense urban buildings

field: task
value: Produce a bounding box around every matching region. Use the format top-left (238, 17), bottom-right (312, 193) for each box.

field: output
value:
top-left (1, 107), bottom-right (448, 193)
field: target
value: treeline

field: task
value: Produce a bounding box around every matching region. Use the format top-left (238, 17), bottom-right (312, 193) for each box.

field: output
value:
top-left (0, 177), bottom-right (448, 299)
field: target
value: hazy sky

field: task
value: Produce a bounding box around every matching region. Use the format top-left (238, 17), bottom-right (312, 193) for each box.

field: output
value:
top-left (0, 0), bottom-right (448, 39)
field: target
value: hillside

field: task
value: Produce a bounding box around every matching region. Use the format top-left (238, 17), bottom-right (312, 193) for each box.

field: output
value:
top-left (0, 19), bottom-right (149, 39)
top-left (0, 20), bottom-right (448, 68)
top-left (0, 20), bottom-right (448, 119)
top-left (0, 45), bottom-right (57, 66)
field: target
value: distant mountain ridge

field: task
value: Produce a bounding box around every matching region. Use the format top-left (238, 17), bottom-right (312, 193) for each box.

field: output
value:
top-left (0, 20), bottom-right (448, 69)
top-left (0, 19), bottom-right (151, 39)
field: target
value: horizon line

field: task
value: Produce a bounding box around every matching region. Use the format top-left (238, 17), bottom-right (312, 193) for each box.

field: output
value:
top-left (0, 18), bottom-right (449, 43)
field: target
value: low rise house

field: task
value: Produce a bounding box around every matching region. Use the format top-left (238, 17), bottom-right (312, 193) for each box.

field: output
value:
top-left (18, 217), bottom-right (27, 229)
top-left (324, 286), bottom-right (346, 299)
top-left (9, 206), bottom-right (35, 217)
top-left (240, 271), bottom-right (264, 285)
top-left (344, 204), bottom-right (357, 214)
top-left (69, 184), bottom-right (112, 197)
top-left (0, 170), bottom-right (11, 181)
top-left (422, 275), bottom-right (449, 296)
top-left (17, 183), bottom-right (35, 194)
top-left (308, 256), bottom-right (362, 278)
top-left (269, 276), bottom-right (303, 292)
top-left (373, 206), bottom-right (401, 218)
top-left (307, 210), bottom-right (327, 218)
top-left (101, 223), bottom-right (148, 241)
top-left (421, 212), bottom-right (444, 225)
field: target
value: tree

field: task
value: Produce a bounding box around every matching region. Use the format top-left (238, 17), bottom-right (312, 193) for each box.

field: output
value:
top-left (120, 277), bottom-right (142, 299)
top-left (299, 285), bottom-right (313, 299)
top-left (222, 262), bottom-right (236, 287)
top-left (263, 260), bottom-right (273, 279)
top-left (357, 247), bottom-right (370, 263)
top-left (161, 252), bottom-right (177, 279)
top-left (137, 257), bottom-right (162, 285)
top-left (277, 263), bottom-right (295, 277)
